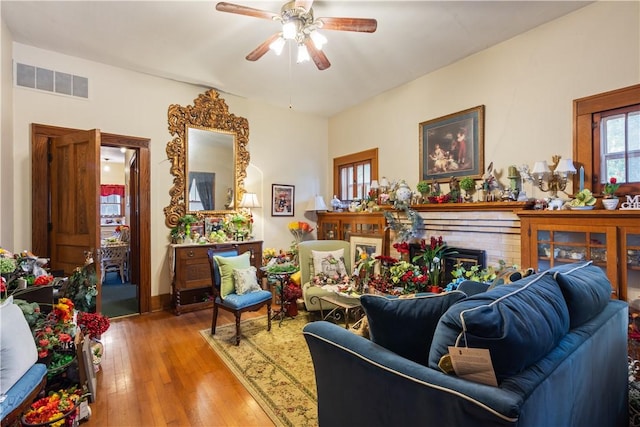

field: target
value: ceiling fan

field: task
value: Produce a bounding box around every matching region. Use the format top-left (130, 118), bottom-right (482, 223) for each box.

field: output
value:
top-left (216, 1), bottom-right (377, 70)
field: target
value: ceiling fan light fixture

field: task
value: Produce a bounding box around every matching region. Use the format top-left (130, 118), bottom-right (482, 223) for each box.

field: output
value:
top-left (297, 44), bottom-right (310, 63)
top-left (282, 20), bottom-right (298, 40)
top-left (309, 30), bottom-right (327, 50)
top-left (269, 36), bottom-right (286, 55)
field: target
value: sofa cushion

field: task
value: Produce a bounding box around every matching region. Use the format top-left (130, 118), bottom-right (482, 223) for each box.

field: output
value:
top-left (548, 261), bottom-right (612, 328)
top-left (214, 252), bottom-right (251, 297)
top-left (0, 297), bottom-right (38, 395)
top-left (233, 266), bottom-right (261, 295)
top-left (361, 291), bottom-right (467, 366)
top-left (311, 249), bottom-right (348, 278)
top-left (428, 273), bottom-right (570, 383)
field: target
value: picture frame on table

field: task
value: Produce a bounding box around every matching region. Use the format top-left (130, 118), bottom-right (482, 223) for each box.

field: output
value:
top-left (349, 233), bottom-right (385, 275)
top-left (271, 184), bottom-right (295, 216)
top-left (419, 105), bottom-right (485, 183)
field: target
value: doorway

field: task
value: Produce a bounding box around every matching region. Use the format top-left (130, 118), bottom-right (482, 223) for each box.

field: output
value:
top-left (100, 146), bottom-right (139, 317)
top-left (31, 124), bottom-right (151, 314)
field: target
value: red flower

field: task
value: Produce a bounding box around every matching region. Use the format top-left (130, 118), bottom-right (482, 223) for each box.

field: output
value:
top-left (58, 333), bottom-right (72, 343)
top-left (610, 177), bottom-right (617, 184)
top-left (393, 242), bottom-right (410, 254)
top-left (34, 274), bottom-right (54, 286)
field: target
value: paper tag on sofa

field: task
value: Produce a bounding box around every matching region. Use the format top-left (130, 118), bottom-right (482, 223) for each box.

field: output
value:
top-left (448, 346), bottom-right (498, 387)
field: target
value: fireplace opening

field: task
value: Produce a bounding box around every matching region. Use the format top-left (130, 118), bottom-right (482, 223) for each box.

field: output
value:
top-left (409, 244), bottom-right (486, 286)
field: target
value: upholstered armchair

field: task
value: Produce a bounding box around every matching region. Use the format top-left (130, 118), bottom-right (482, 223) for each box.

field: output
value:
top-left (298, 240), bottom-right (352, 312)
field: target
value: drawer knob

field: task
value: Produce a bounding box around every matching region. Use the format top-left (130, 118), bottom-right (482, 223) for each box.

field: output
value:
top-left (187, 250), bottom-right (195, 257)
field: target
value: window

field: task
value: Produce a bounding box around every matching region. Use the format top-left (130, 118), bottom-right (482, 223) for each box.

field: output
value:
top-left (333, 148), bottom-right (378, 201)
top-left (100, 195), bottom-right (122, 216)
top-left (188, 176), bottom-right (204, 211)
top-left (596, 106), bottom-right (640, 185)
top-left (574, 84), bottom-right (640, 195)
top-left (100, 184), bottom-right (125, 218)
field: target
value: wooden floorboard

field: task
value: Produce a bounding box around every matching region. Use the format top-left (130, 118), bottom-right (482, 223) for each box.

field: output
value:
top-left (84, 308), bottom-right (274, 427)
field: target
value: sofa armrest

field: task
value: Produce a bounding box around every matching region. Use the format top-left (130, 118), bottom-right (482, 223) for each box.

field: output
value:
top-left (303, 321), bottom-right (522, 427)
top-left (1, 363), bottom-right (47, 427)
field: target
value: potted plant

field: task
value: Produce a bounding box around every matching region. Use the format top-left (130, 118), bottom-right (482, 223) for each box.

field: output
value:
top-left (459, 177), bottom-right (476, 202)
top-left (602, 177), bottom-right (621, 210)
top-left (416, 180), bottom-right (430, 202)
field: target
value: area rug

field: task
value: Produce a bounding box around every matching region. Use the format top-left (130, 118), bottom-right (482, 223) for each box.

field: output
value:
top-left (199, 315), bottom-right (318, 427)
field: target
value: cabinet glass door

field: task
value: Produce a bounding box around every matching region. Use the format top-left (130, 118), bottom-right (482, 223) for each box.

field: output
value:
top-left (535, 228), bottom-right (611, 288)
top-left (623, 228), bottom-right (640, 302)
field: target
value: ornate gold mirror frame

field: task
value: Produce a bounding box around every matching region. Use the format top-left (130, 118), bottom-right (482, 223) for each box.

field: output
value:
top-left (164, 89), bottom-right (249, 228)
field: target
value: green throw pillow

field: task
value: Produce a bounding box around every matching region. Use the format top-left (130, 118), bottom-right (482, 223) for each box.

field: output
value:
top-left (215, 252), bottom-right (251, 297)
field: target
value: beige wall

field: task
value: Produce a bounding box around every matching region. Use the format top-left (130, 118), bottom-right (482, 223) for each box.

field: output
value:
top-left (329, 1), bottom-right (640, 200)
top-left (1, 14), bottom-right (14, 247)
top-left (3, 42), bottom-right (327, 299)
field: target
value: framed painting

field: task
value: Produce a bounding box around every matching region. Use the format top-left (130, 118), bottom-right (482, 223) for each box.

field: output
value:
top-left (419, 105), bottom-right (485, 182)
top-left (271, 184), bottom-right (295, 216)
top-left (349, 233), bottom-right (384, 274)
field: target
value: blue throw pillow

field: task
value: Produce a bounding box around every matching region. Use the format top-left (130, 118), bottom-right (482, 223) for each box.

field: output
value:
top-left (548, 261), bottom-right (612, 328)
top-left (360, 291), bottom-right (467, 366)
top-left (428, 273), bottom-right (570, 383)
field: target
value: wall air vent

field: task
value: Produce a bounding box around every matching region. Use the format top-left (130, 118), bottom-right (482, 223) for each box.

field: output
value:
top-left (15, 62), bottom-right (88, 99)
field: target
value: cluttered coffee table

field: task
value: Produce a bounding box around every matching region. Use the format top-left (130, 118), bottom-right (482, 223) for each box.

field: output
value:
top-left (319, 292), bottom-right (365, 330)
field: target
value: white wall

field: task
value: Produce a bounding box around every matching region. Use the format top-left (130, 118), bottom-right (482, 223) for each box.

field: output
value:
top-left (329, 1), bottom-right (640, 199)
top-left (6, 43), bottom-right (327, 299)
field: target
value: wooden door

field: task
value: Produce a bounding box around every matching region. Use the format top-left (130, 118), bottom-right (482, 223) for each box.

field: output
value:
top-left (50, 129), bottom-right (102, 312)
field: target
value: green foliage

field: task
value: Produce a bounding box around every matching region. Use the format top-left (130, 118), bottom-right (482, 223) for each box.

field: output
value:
top-left (63, 262), bottom-right (97, 312)
top-left (384, 206), bottom-right (424, 243)
top-left (14, 299), bottom-right (44, 328)
top-left (459, 177), bottom-right (476, 192)
top-left (416, 180), bottom-right (430, 193)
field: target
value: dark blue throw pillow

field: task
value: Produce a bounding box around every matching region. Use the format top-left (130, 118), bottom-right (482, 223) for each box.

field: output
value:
top-left (360, 291), bottom-right (467, 366)
top-left (428, 273), bottom-right (570, 383)
top-left (548, 261), bottom-right (612, 328)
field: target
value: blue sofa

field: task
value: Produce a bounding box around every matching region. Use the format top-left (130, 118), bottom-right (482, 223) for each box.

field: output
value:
top-left (303, 262), bottom-right (628, 427)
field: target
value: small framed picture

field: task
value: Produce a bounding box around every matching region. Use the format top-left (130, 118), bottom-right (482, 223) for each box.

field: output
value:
top-left (349, 233), bottom-right (385, 274)
top-left (271, 184), bottom-right (295, 216)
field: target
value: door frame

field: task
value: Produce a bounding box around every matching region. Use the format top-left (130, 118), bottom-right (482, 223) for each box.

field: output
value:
top-left (31, 123), bottom-right (152, 313)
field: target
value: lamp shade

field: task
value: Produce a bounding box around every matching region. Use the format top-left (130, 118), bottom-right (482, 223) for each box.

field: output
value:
top-left (531, 161), bottom-right (550, 176)
top-left (239, 193), bottom-right (260, 208)
top-left (555, 158), bottom-right (577, 174)
top-left (370, 180), bottom-right (379, 189)
top-left (306, 195), bottom-right (328, 212)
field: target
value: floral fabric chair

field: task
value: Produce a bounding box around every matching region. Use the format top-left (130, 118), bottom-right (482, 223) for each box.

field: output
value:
top-left (299, 240), bottom-right (352, 312)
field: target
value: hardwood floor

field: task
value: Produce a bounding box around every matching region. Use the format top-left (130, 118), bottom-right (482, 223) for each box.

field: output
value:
top-left (85, 307), bottom-right (274, 427)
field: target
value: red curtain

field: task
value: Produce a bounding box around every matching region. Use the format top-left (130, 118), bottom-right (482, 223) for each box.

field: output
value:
top-left (101, 184), bottom-right (125, 197)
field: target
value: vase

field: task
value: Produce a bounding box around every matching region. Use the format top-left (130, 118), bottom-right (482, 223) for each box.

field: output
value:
top-left (428, 285), bottom-right (441, 294)
top-left (602, 198), bottom-right (619, 210)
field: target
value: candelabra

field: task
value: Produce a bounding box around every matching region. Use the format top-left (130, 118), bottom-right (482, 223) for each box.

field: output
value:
top-left (531, 155), bottom-right (577, 198)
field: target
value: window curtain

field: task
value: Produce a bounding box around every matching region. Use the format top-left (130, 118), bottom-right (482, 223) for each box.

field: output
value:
top-left (189, 172), bottom-right (215, 211)
top-left (101, 184), bottom-right (125, 197)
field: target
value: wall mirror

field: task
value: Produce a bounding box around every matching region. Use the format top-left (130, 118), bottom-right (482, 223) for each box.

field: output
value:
top-left (164, 89), bottom-right (249, 228)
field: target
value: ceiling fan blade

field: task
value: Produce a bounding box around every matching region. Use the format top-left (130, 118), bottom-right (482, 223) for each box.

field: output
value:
top-left (318, 17), bottom-right (377, 33)
top-left (294, 0), bottom-right (314, 11)
top-left (304, 39), bottom-right (331, 71)
top-left (216, 2), bottom-right (279, 20)
top-left (246, 33), bottom-right (281, 61)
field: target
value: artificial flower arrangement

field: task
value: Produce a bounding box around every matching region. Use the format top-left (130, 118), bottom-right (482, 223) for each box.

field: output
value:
top-left (289, 221), bottom-right (314, 243)
top-left (22, 386), bottom-right (86, 426)
top-left (0, 248), bottom-right (53, 300)
top-left (411, 236), bottom-right (456, 288)
top-left (603, 176), bottom-right (621, 198)
top-left (33, 298), bottom-right (76, 359)
top-left (76, 311), bottom-right (110, 339)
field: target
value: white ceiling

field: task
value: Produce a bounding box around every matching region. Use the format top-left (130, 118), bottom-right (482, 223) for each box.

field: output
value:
top-left (2, 1), bottom-right (591, 117)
